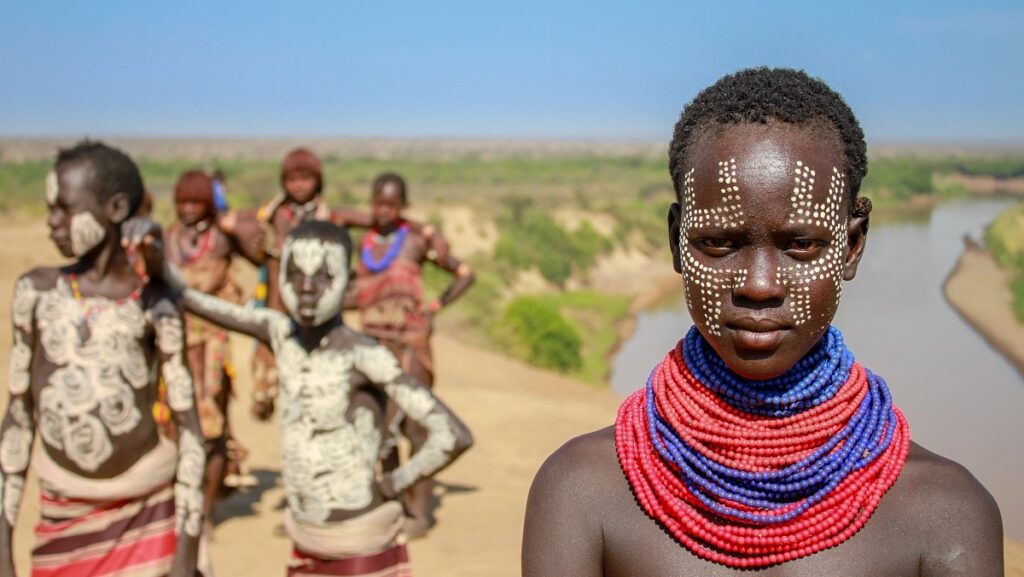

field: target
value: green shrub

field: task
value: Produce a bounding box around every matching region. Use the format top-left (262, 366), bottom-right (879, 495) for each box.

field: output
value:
top-left (500, 297), bottom-right (582, 372)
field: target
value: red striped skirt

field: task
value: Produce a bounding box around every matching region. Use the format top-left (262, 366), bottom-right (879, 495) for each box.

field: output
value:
top-left (32, 484), bottom-right (177, 577)
top-left (287, 543), bottom-right (412, 577)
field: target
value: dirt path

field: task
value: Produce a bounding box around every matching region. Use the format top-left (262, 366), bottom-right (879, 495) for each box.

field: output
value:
top-left (1, 217), bottom-right (1021, 576)
top-left (944, 245), bottom-right (1024, 378)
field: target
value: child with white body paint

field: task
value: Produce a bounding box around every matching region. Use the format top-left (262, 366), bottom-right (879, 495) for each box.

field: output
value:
top-left (126, 218), bottom-right (473, 577)
top-left (0, 141), bottom-right (205, 577)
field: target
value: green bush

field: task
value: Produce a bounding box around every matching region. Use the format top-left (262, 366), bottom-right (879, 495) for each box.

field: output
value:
top-left (493, 211), bottom-right (614, 287)
top-left (500, 297), bottom-right (582, 372)
top-left (1012, 274), bottom-right (1024, 324)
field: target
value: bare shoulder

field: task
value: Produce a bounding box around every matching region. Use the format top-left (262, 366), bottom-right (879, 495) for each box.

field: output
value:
top-left (897, 442), bottom-right (1000, 521)
top-left (890, 442), bottom-right (1003, 573)
top-left (18, 266), bottom-right (62, 291)
top-left (530, 426), bottom-right (622, 506)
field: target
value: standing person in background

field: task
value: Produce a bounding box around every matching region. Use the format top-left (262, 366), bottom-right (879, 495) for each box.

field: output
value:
top-left (166, 170), bottom-right (256, 538)
top-left (215, 148), bottom-right (372, 423)
top-left (348, 173), bottom-right (475, 538)
top-left (0, 140), bottom-right (205, 577)
top-left (128, 218), bottom-right (473, 577)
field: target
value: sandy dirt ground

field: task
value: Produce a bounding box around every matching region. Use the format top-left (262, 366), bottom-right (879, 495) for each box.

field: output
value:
top-left (1, 217), bottom-right (1021, 576)
top-left (944, 245), bottom-right (1024, 377)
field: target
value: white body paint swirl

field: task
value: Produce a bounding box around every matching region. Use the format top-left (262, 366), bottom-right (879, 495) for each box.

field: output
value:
top-left (174, 428), bottom-right (205, 537)
top-left (69, 212), bottom-right (107, 257)
top-left (32, 278), bottom-right (150, 471)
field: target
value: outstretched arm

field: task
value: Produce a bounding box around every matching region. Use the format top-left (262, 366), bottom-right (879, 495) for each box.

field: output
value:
top-left (151, 300), bottom-right (205, 577)
top-left (423, 227), bottom-right (474, 314)
top-left (0, 276), bottom-right (40, 577)
top-left (331, 208), bottom-right (373, 229)
top-left (122, 216), bottom-right (278, 343)
top-left (217, 208), bottom-right (268, 266)
top-left (353, 344), bottom-right (473, 495)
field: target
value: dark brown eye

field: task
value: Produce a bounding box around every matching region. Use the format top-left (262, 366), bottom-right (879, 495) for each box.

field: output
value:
top-left (786, 239), bottom-right (826, 258)
top-left (698, 238), bottom-right (736, 256)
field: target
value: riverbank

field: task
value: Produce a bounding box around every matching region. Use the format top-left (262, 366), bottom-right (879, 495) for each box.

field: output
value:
top-left (944, 242), bottom-right (1024, 378)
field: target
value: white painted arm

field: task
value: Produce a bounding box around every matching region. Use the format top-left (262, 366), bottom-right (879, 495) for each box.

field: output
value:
top-left (354, 345), bottom-right (473, 493)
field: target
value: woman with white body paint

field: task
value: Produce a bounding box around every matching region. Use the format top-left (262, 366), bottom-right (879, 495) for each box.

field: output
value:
top-left (126, 218), bottom-right (473, 577)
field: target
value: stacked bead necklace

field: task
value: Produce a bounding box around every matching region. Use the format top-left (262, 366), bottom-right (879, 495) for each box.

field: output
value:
top-left (361, 222), bottom-right (409, 273)
top-left (615, 326), bottom-right (910, 568)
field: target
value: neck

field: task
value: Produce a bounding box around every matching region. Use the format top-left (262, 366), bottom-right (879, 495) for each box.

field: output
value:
top-left (295, 316), bottom-right (343, 350)
top-left (75, 229), bottom-right (133, 281)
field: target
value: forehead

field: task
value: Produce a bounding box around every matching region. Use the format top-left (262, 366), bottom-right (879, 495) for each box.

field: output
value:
top-left (54, 161), bottom-right (97, 206)
top-left (686, 123), bottom-right (845, 210)
top-left (373, 182), bottom-right (404, 201)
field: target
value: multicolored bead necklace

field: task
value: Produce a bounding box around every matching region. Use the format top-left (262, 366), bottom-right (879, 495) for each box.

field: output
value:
top-left (67, 272), bottom-right (144, 324)
top-left (174, 222), bottom-right (216, 265)
top-left (615, 326), bottom-right (909, 568)
top-left (361, 223), bottom-right (409, 273)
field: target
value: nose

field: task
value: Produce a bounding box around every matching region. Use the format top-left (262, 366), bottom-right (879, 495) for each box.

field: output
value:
top-left (733, 248), bottom-right (786, 304)
top-left (299, 274), bottom-right (315, 292)
top-left (46, 207), bottom-right (64, 231)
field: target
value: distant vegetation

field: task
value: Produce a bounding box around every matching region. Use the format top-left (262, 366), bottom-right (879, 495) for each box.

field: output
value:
top-left (4, 149), bottom-right (1024, 381)
top-left (985, 202), bottom-right (1024, 324)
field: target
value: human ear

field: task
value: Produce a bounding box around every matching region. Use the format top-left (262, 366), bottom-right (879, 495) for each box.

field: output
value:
top-left (106, 192), bottom-right (132, 224)
top-left (842, 215), bottom-right (869, 281)
top-left (668, 203), bottom-right (682, 274)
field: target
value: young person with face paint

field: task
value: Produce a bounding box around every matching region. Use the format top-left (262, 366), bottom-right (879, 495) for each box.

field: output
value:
top-left (166, 170), bottom-right (256, 537)
top-left (0, 141), bottom-right (206, 577)
top-left (214, 148), bottom-right (373, 424)
top-left (347, 172), bottom-right (476, 538)
top-left (522, 68), bottom-right (1003, 577)
top-left (127, 219), bottom-right (473, 577)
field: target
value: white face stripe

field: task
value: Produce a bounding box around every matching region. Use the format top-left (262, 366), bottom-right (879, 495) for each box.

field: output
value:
top-left (69, 212), bottom-right (106, 256)
top-left (279, 238), bottom-right (349, 326)
top-left (679, 159), bottom-right (848, 334)
top-left (45, 171), bottom-right (59, 206)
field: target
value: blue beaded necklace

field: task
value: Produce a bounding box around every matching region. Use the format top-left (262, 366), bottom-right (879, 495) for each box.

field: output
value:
top-left (361, 224), bottom-right (409, 274)
top-left (644, 326), bottom-right (898, 524)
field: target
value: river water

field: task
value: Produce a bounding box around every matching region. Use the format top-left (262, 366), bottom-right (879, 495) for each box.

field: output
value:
top-left (610, 198), bottom-right (1024, 538)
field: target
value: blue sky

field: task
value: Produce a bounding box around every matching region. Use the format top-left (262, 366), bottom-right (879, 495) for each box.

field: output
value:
top-left (1, 1), bottom-right (1021, 142)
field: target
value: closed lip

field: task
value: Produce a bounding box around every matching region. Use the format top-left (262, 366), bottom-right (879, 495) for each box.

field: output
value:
top-left (725, 317), bottom-right (792, 332)
top-left (50, 234), bottom-right (71, 248)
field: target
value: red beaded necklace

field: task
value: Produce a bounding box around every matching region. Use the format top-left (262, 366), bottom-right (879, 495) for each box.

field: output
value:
top-left (615, 343), bottom-right (910, 568)
top-left (174, 223), bottom-right (216, 265)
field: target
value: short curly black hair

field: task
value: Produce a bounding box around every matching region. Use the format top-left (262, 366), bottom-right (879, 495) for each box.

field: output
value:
top-left (668, 67), bottom-right (867, 207)
top-left (56, 140), bottom-right (145, 216)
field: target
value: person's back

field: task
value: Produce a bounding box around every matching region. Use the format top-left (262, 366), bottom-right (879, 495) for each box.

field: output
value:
top-left (522, 68), bottom-right (1003, 577)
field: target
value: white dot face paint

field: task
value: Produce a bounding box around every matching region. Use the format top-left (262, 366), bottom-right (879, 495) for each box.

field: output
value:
top-left (45, 171), bottom-right (59, 207)
top-left (279, 237), bottom-right (349, 326)
top-left (776, 163), bottom-right (847, 330)
top-left (678, 160), bottom-right (749, 337)
top-left (679, 148), bottom-right (850, 346)
top-left (69, 212), bottom-right (107, 257)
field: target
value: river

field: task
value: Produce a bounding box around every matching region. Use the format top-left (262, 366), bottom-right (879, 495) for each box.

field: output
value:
top-left (610, 198), bottom-right (1024, 538)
